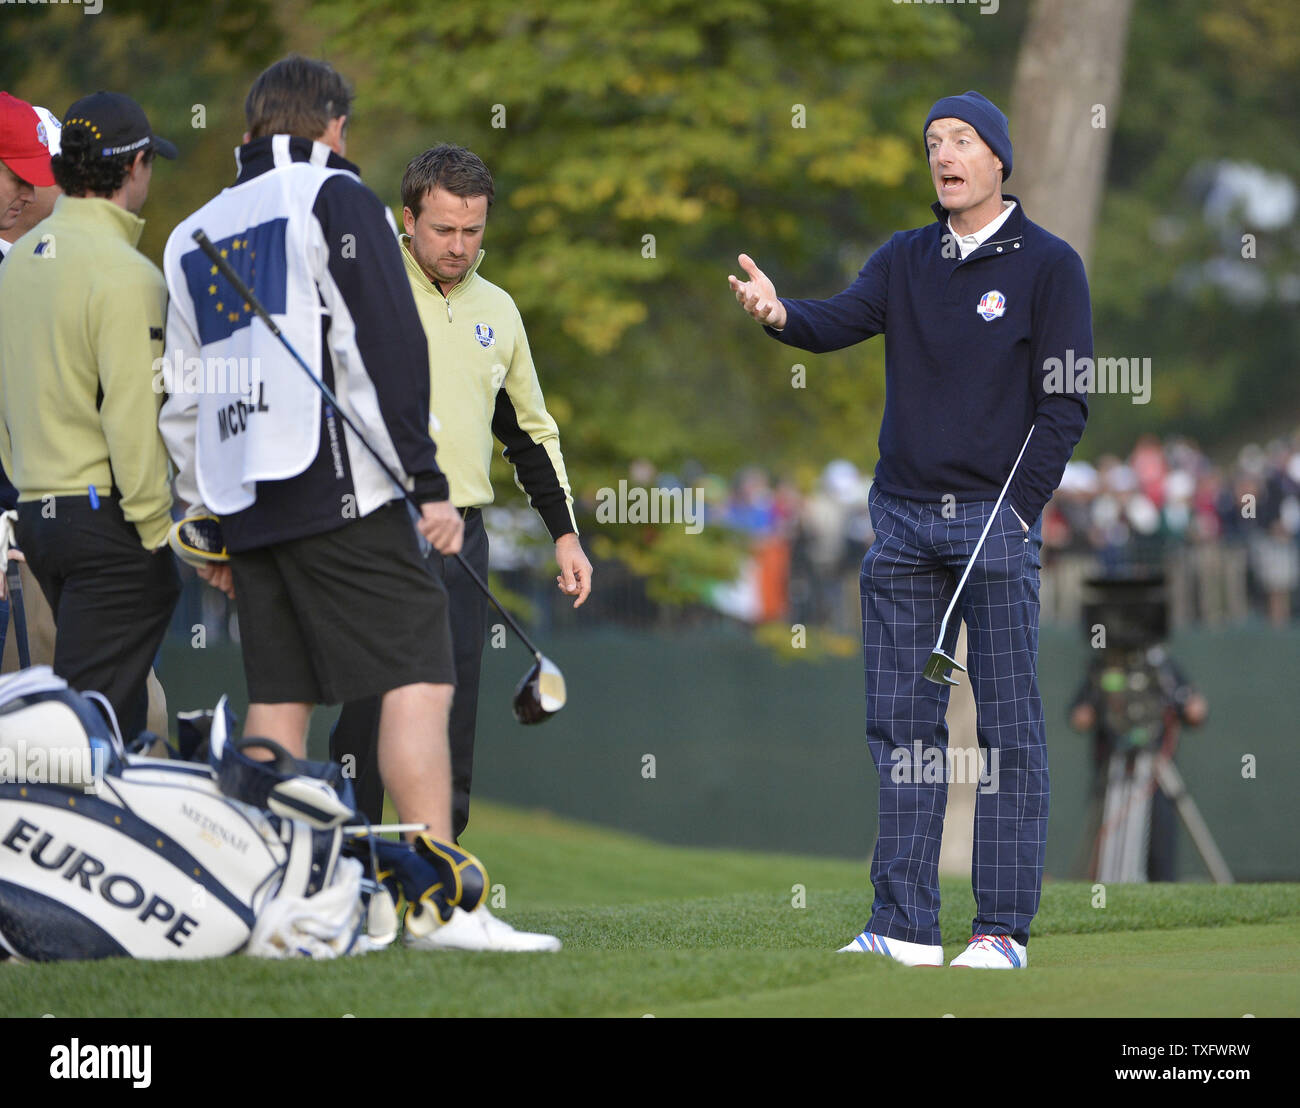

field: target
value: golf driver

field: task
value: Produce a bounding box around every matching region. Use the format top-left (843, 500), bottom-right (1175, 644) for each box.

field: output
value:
top-left (192, 229), bottom-right (566, 724)
top-left (922, 425), bottom-right (1035, 687)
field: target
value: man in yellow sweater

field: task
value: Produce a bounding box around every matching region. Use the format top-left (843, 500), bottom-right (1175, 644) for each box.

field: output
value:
top-left (0, 92), bottom-right (179, 740)
top-left (332, 144), bottom-right (592, 837)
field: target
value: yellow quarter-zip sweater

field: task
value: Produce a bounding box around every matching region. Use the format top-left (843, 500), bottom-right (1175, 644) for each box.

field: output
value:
top-left (400, 236), bottom-right (576, 538)
top-left (0, 195), bottom-right (172, 549)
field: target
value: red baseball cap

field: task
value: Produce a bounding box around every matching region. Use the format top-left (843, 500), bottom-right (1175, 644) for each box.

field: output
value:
top-left (0, 92), bottom-right (55, 187)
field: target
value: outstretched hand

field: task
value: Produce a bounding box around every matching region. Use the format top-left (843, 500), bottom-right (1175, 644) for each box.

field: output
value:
top-left (728, 253), bottom-right (787, 329)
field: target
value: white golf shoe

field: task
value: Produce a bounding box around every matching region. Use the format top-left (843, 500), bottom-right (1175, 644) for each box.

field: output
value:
top-left (949, 933), bottom-right (1027, 969)
top-left (837, 930), bottom-right (944, 967)
top-left (404, 903), bottom-right (562, 953)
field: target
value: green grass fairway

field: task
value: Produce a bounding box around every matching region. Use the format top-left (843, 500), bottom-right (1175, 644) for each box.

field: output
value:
top-left (2, 800), bottom-right (1297, 1018)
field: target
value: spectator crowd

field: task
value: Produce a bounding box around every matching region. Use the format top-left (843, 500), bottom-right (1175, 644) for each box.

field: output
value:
top-left (167, 429), bottom-right (1300, 642)
top-left (687, 428), bottom-right (1300, 632)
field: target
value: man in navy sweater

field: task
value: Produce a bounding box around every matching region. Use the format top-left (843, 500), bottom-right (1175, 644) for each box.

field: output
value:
top-left (730, 91), bottom-right (1089, 968)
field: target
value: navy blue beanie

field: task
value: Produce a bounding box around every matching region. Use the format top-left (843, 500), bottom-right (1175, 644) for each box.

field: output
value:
top-left (923, 91), bottom-right (1012, 182)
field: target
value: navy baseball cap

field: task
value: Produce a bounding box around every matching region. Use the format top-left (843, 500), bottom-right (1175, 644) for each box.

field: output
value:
top-left (62, 91), bottom-right (177, 160)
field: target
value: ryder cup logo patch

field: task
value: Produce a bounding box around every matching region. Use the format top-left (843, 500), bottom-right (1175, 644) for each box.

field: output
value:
top-left (473, 323), bottom-right (495, 348)
top-left (977, 290), bottom-right (1006, 322)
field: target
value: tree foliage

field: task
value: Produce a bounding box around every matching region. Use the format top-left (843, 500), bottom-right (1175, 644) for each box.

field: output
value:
top-left (3, 0), bottom-right (1293, 597)
top-left (312, 0), bottom-right (970, 588)
top-left (313, 0), bottom-right (965, 481)
top-left (1082, 0), bottom-right (1300, 456)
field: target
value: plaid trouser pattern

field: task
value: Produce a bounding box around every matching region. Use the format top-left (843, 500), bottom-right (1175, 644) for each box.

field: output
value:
top-left (860, 483), bottom-right (1047, 948)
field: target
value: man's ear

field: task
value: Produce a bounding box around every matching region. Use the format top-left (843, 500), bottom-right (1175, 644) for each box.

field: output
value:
top-left (402, 206), bottom-right (415, 236)
top-left (320, 115), bottom-right (347, 154)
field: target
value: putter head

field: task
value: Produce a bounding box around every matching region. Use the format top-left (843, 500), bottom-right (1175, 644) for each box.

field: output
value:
top-left (923, 648), bottom-right (967, 687)
top-left (512, 655), bottom-right (566, 725)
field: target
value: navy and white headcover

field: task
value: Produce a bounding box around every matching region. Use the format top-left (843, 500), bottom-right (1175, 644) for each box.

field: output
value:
top-left (209, 711), bottom-right (356, 830)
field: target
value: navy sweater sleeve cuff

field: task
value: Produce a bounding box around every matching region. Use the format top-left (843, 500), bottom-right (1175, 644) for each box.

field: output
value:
top-left (762, 299), bottom-right (813, 349)
top-left (412, 471), bottom-right (450, 504)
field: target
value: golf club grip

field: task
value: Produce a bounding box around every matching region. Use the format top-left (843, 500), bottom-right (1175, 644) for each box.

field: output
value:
top-left (191, 228), bottom-right (544, 660)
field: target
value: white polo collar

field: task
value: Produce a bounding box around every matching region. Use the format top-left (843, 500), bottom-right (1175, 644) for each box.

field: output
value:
top-left (949, 200), bottom-right (1017, 259)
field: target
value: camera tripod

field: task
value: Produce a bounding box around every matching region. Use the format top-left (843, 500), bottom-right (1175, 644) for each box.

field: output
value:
top-left (1090, 715), bottom-right (1233, 884)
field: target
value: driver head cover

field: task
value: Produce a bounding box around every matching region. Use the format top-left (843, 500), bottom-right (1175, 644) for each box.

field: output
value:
top-left (169, 514), bottom-right (229, 565)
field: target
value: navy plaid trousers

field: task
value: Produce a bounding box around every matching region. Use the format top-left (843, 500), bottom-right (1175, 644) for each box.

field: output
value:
top-left (860, 483), bottom-right (1047, 947)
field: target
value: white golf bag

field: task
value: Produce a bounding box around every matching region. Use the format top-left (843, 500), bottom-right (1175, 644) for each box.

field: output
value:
top-left (0, 668), bottom-right (375, 962)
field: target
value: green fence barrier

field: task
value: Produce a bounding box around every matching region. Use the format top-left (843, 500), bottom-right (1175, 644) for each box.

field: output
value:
top-left (157, 623), bottom-right (1298, 881)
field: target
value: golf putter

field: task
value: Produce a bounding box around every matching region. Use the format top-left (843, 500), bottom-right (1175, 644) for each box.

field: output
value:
top-left (923, 426), bottom-right (1035, 687)
top-left (192, 229), bottom-right (567, 724)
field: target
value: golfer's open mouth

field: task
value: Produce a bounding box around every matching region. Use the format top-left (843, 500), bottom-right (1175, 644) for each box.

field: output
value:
top-left (941, 175), bottom-right (966, 192)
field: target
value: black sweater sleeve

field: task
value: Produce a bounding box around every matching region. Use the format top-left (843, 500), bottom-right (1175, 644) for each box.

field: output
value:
top-left (0, 459), bottom-right (16, 513)
top-left (491, 389), bottom-right (575, 540)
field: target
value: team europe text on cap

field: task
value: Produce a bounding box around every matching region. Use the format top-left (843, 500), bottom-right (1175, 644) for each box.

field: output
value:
top-left (61, 91), bottom-right (178, 161)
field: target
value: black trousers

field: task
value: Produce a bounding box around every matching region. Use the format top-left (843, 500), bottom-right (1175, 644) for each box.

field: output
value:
top-left (16, 495), bottom-right (180, 741)
top-left (330, 508), bottom-right (489, 839)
